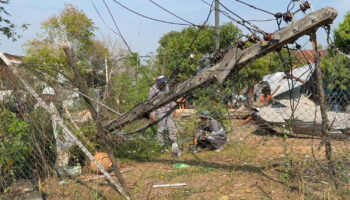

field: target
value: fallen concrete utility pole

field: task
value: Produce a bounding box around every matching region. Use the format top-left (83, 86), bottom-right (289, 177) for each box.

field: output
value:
top-left (105, 7), bottom-right (337, 131)
top-left (0, 51), bottom-right (131, 200)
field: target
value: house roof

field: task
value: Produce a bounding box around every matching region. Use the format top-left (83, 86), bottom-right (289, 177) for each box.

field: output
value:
top-left (3, 53), bottom-right (23, 64)
top-left (262, 64), bottom-right (315, 98)
top-left (292, 50), bottom-right (326, 65)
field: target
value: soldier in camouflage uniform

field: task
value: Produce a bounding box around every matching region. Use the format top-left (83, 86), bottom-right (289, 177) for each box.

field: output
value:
top-left (148, 76), bottom-right (181, 157)
top-left (193, 111), bottom-right (226, 152)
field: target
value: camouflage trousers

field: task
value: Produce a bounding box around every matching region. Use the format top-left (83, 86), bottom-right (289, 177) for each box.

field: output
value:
top-left (157, 115), bottom-right (177, 146)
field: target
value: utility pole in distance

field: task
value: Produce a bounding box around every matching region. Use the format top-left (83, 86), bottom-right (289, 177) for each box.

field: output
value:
top-left (215, 0), bottom-right (220, 51)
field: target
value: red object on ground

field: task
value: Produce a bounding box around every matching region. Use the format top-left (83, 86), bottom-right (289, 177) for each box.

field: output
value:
top-left (260, 94), bottom-right (264, 102)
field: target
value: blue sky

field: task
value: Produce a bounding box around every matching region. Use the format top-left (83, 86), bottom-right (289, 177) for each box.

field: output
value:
top-left (0, 0), bottom-right (349, 56)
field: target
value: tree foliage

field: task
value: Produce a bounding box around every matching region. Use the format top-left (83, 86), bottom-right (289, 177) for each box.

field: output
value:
top-left (157, 23), bottom-right (241, 80)
top-left (232, 50), bottom-right (293, 92)
top-left (0, 109), bottom-right (32, 191)
top-left (0, 0), bottom-right (28, 42)
top-left (321, 12), bottom-right (350, 102)
top-left (321, 50), bottom-right (350, 91)
top-left (334, 11), bottom-right (350, 54)
top-left (24, 4), bottom-right (106, 87)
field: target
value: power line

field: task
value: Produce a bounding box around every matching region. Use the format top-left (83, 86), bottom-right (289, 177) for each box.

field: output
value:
top-left (148, 0), bottom-right (195, 25)
top-left (102, 0), bottom-right (133, 54)
top-left (167, 0), bottom-right (215, 81)
top-left (91, 0), bottom-right (120, 37)
top-left (199, 0), bottom-right (260, 34)
top-left (217, 1), bottom-right (267, 34)
top-left (188, 0), bottom-right (214, 51)
top-left (233, 0), bottom-right (276, 16)
top-left (110, 0), bottom-right (190, 26)
top-left (110, 0), bottom-right (227, 29)
top-left (247, 19), bottom-right (275, 22)
top-left (96, 0), bottom-right (157, 81)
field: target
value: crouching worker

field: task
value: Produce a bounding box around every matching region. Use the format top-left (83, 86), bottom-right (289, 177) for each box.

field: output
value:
top-left (193, 111), bottom-right (226, 153)
top-left (148, 75), bottom-right (181, 157)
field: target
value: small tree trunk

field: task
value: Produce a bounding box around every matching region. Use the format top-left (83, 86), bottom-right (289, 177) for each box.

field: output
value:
top-left (62, 46), bottom-right (129, 194)
top-left (311, 31), bottom-right (336, 182)
top-left (247, 86), bottom-right (254, 108)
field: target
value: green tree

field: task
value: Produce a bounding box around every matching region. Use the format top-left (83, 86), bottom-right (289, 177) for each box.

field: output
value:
top-left (321, 12), bottom-right (350, 105)
top-left (157, 22), bottom-right (241, 80)
top-left (232, 48), bottom-right (299, 95)
top-left (334, 11), bottom-right (350, 54)
top-left (0, 109), bottom-right (32, 191)
top-left (24, 4), bottom-right (107, 88)
top-left (321, 48), bottom-right (350, 104)
top-left (0, 0), bottom-right (28, 42)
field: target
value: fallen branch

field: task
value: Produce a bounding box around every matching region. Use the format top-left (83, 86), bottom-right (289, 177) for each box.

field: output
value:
top-left (239, 115), bottom-right (253, 126)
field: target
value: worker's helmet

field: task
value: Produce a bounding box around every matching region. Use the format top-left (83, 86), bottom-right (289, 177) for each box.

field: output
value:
top-left (156, 75), bottom-right (167, 84)
top-left (42, 86), bottom-right (55, 95)
top-left (199, 110), bottom-right (211, 119)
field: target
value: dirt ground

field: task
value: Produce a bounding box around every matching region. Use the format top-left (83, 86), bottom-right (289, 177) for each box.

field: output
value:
top-left (40, 119), bottom-right (350, 200)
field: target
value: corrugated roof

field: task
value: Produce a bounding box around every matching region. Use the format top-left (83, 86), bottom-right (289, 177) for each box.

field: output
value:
top-left (263, 64), bottom-right (315, 98)
top-left (256, 95), bottom-right (350, 131)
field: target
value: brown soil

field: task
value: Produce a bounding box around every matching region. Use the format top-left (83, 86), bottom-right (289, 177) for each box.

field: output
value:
top-left (40, 119), bottom-right (350, 200)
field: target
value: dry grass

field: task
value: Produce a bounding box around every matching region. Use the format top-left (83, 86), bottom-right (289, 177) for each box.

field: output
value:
top-left (36, 119), bottom-right (350, 200)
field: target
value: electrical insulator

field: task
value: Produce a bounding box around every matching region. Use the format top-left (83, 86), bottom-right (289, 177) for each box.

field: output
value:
top-left (274, 12), bottom-right (283, 19)
top-left (263, 33), bottom-right (274, 41)
top-left (283, 12), bottom-right (294, 23)
top-left (237, 41), bottom-right (246, 49)
top-left (300, 1), bottom-right (312, 12)
top-left (248, 34), bottom-right (260, 43)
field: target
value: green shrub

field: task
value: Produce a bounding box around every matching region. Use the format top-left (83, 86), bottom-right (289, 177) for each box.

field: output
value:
top-left (0, 109), bottom-right (32, 192)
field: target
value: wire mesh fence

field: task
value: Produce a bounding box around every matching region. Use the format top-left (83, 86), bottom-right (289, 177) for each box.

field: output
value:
top-left (243, 43), bottom-right (350, 138)
top-left (1, 34), bottom-right (350, 200)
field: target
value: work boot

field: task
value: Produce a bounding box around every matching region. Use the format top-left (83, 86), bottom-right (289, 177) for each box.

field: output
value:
top-left (160, 146), bottom-right (165, 153)
top-left (190, 146), bottom-right (199, 154)
top-left (171, 142), bottom-right (181, 157)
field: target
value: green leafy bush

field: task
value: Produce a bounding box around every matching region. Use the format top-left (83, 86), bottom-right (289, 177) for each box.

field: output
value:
top-left (0, 109), bottom-right (32, 192)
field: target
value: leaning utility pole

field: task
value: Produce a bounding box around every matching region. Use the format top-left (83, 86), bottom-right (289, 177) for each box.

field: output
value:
top-left (215, 0), bottom-right (220, 51)
top-left (105, 7), bottom-right (338, 131)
